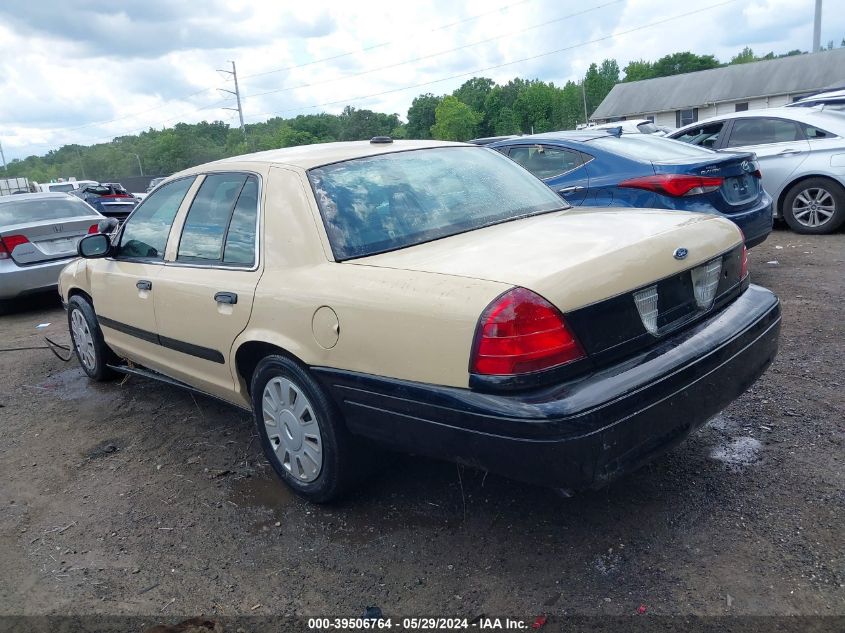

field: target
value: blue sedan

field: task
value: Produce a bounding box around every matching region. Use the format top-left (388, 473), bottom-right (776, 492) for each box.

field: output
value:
top-left (489, 131), bottom-right (773, 247)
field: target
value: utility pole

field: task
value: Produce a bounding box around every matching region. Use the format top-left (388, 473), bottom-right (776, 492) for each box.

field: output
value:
top-left (813, 0), bottom-right (822, 52)
top-left (582, 82), bottom-right (589, 124)
top-left (218, 61), bottom-right (245, 135)
top-left (131, 153), bottom-right (143, 176)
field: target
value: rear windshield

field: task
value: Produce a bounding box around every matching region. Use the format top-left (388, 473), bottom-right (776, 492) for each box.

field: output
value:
top-left (0, 198), bottom-right (96, 224)
top-left (83, 185), bottom-right (129, 196)
top-left (308, 146), bottom-right (566, 260)
top-left (47, 183), bottom-right (76, 193)
top-left (636, 122), bottom-right (660, 134)
top-left (589, 134), bottom-right (717, 161)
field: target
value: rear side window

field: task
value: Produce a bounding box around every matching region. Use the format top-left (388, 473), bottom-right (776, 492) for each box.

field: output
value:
top-left (117, 177), bottom-right (195, 260)
top-left (508, 145), bottom-right (584, 180)
top-left (589, 135), bottom-right (717, 161)
top-left (725, 118), bottom-right (802, 147)
top-left (177, 173), bottom-right (259, 266)
top-left (0, 197), bottom-right (95, 224)
top-left (672, 122), bottom-right (724, 148)
top-left (801, 123), bottom-right (834, 139)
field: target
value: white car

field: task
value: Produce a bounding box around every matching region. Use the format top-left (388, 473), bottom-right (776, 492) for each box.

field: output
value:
top-left (669, 108), bottom-right (845, 234)
top-left (586, 119), bottom-right (673, 136)
top-left (786, 89), bottom-right (845, 112)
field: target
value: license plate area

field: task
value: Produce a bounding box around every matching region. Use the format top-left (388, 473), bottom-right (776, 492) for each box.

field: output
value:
top-left (723, 174), bottom-right (757, 205)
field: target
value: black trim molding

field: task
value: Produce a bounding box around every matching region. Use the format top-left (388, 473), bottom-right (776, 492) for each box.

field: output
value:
top-left (98, 316), bottom-right (225, 364)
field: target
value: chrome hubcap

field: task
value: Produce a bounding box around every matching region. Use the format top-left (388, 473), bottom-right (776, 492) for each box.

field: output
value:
top-left (792, 187), bottom-right (835, 228)
top-left (70, 309), bottom-right (96, 371)
top-left (262, 377), bottom-right (322, 482)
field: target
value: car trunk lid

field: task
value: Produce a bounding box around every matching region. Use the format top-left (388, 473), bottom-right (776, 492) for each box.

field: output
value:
top-left (348, 208), bottom-right (742, 314)
top-left (651, 152), bottom-right (763, 213)
top-left (1, 217), bottom-right (99, 265)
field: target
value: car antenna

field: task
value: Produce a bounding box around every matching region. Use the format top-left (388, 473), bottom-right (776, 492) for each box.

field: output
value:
top-left (607, 126), bottom-right (623, 137)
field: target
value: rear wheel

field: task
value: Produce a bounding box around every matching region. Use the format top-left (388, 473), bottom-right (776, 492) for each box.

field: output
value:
top-left (67, 296), bottom-right (116, 381)
top-left (251, 355), bottom-right (361, 503)
top-left (782, 178), bottom-right (845, 234)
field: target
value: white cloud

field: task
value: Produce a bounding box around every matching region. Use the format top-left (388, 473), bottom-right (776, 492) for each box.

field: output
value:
top-left (1, 0), bottom-right (841, 161)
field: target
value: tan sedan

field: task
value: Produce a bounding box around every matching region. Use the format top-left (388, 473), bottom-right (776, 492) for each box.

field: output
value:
top-left (60, 139), bottom-right (781, 502)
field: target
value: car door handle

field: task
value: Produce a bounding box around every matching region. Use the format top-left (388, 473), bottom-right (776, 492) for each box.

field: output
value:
top-left (214, 292), bottom-right (238, 305)
top-left (558, 186), bottom-right (585, 194)
top-left (136, 280), bottom-right (152, 291)
top-left (778, 149), bottom-right (802, 155)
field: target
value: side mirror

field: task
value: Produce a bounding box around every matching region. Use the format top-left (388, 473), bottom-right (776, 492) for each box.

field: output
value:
top-left (78, 233), bottom-right (111, 258)
top-left (98, 217), bottom-right (119, 234)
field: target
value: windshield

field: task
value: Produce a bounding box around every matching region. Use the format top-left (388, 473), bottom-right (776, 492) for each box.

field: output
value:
top-left (636, 122), bottom-right (660, 134)
top-left (0, 197), bottom-right (96, 224)
top-left (589, 134), bottom-right (718, 161)
top-left (308, 146), bottom-right (566, 260)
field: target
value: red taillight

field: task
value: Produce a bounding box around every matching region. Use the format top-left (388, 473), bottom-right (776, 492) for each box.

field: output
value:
top-left (619, 174), bottom-right (724, 197)
top-left (471, 287), bottom-right (585, 376)
top-left (88, 224), bottom-right (100, 234)
top-left (740, 244), bottom-right (749, 279)
top-left (0, 234), bottom-right (29, 259)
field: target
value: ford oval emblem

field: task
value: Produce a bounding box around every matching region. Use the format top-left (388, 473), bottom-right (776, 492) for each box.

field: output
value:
top-left (673, 247), bottom-right (688, 260)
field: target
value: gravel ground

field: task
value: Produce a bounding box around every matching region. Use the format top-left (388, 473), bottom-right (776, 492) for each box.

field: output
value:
top-left (0, 227), bottom-right (842, 630)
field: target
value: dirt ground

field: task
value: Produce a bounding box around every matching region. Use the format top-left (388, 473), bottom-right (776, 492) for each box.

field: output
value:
top-left (0, 226), bottom-right (843, 629)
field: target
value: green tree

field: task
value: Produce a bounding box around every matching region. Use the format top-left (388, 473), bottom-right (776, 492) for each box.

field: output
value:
top-left (623, 59), bottom-right (654, 82)
top-left (583, 59), bottom-right (620, 115)
top-left (513, 81), bottom-right (563, 133)
top-left (453, 77), bottom-right (495, 135)
top-left (406, 93), bottom-right (442, 139)
top-left (651, 51), bottom-right (720, 77)
top-left (730, 47), bottom-right (757, 64)
top-left (430, 96), bottom-right (482, 141)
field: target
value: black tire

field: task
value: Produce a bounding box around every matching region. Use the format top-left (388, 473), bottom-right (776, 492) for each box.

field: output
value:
top-left (251, 355), bottom-right (362, 503)
top-left (67, 295), bottom-right (117, 382)
top-left (782, 177), bottom-right (845, 235)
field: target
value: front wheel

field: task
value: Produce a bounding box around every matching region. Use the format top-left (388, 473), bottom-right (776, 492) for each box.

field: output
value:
top-left (67, 296), bottom-right (116, 381)
top-left (782, 178), bottom-right (845, 234)
top-left (251, 355), bottom-right (361, 503)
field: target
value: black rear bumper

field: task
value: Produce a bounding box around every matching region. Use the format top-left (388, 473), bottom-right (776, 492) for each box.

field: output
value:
top-left (313, 285), bottom-right (781, 490)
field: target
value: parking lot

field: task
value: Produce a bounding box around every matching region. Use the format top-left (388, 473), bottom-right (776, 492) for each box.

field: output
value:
top-left (0, 228), bottom-right (842, 624)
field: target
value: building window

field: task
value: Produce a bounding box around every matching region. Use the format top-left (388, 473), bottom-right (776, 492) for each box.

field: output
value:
top-left (644, 115), bottom-right (655, 123)
top-left (676, 108), bottom-right (698, 127)
top-left (735, 102), bottom-right (749, 112)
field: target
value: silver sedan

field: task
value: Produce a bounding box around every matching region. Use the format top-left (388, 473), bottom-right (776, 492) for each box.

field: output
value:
top-left (669, 108), bottom-right (845, 234)
top-left (0, 192), bottom-right (103, 306)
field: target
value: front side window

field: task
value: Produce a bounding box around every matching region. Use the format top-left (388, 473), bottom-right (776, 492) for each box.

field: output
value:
top-left (116, 177), bottom-right (195, 260)
top-left (726, 118), bottom-right (803, 147)
top-left (308, 147), bottom-right (565, 260)
top-left (672, 122), bottom-right (725, 148)
top-left (508, 145), bottom-right (584, 180)
top-left (177, 173), bottom-right (259, 266)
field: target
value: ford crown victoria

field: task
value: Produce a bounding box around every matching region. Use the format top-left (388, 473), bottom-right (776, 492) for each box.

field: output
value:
top-left (59, 139), bottom-right (781, 502)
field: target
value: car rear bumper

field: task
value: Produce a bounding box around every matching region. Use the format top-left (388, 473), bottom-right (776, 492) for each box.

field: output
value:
top-left (0, 256), bottom-right (72, 300)
top-left (313, 284), bottom-right (780, 490)
top-left (727, 192), bottom-right (773, 248)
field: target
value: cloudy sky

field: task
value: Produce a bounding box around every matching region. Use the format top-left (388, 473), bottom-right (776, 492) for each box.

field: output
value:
top-left (1, 0), bottom-right (842, 161)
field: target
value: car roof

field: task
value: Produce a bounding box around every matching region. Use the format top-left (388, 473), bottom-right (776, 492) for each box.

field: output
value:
top-left (176, 139), bottom-right (468, 175)
top-left (673, 107), bottom-right (845, 134)
top-left (490, 130), bottom-right (615, 145)
top-left (0, 192), bottom-right (76, 204)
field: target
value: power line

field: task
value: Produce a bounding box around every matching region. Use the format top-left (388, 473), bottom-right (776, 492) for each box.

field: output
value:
top-left (16, 0), bottom-right (537, 138)
top-left (243, 0), bottom-right (740, 122)
top-left (238, 0), bottom-right (537, 81)
top-left (241, 1), bottom-right (624, 102)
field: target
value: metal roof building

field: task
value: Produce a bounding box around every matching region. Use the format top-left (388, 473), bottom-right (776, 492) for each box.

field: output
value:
top-left (591, 48), bottom-right (845, 128)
